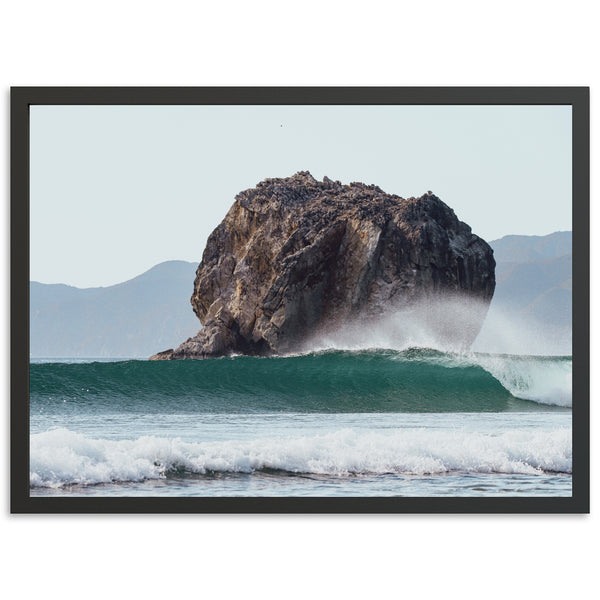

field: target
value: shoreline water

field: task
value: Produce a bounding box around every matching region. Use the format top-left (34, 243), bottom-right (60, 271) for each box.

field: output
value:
top-left (29, 349), bottom-right (572, 498)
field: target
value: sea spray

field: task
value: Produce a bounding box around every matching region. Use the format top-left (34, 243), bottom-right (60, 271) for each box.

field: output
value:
top-left (299, 295), bottom-right (571, 357)
top-left (473, 303), bottom-right (572, 356)
top-left (305, 297), bottom-right (494, 354)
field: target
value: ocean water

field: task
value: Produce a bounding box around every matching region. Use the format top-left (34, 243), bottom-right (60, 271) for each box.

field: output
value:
top-left (29, 349), bottom-right (572, 497)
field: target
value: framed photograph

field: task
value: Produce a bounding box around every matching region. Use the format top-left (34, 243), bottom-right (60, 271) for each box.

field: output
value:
top-left (11, 87), bottom-right (589, 513)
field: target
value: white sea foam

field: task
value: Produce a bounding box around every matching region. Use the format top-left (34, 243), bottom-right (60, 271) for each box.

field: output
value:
top-left (30, 427), bottom-right (572, 488)
top-left (470, 354), bottom-right (572, 407)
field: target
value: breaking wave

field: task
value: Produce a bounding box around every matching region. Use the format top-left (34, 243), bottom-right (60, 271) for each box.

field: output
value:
top-left (30, 427), bottom-right (572, 488)
top-left (30, 349), bottom-right (572, 412)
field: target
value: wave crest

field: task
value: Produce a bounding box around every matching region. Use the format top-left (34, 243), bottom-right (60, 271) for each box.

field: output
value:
top-left (30, 350), bottom-right (572, 412)
top-left (473, 353), bottom-right (572, 407)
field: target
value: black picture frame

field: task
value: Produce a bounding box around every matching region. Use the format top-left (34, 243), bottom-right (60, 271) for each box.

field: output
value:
top-left (11, 86), bottom-right (590, 514)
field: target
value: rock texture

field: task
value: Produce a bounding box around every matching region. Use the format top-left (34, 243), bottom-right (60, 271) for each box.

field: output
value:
top-left (150, 172), bottom-right (495, 359)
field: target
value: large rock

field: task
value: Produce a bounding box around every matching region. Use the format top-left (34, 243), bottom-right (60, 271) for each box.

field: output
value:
top-left (150, 172), bottom-right (495, 359)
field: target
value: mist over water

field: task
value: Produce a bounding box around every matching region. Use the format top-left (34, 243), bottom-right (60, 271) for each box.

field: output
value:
top-left (304, 296), bottom-right (570, 357)
top-left (306, 297), bottom-right (494, 354)
top-left (473, 304), bottom-right (571, 356)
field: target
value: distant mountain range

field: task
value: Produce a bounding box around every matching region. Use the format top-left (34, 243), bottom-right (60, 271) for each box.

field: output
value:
top-left (30, 232), bottom-right (572, 357)
top-left (30, 261), bottom-right (200, 357)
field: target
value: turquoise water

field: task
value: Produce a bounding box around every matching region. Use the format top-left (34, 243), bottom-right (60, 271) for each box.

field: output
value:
top-left (29, 349), bottom-right (572, 497)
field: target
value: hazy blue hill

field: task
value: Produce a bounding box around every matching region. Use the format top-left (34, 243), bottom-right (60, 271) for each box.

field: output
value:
top-left (30, 261), bottom-right (201, 358)
top-left (490, 231), bottom-right (572, 263)
top-left (521, 283), bottom-right (571, 327)
top-left (473, 232), bottom-right (572, 354)
top-left (30, 281), bottom-right (100, 313)
top-left (493, 254), bottom-right (572, 310)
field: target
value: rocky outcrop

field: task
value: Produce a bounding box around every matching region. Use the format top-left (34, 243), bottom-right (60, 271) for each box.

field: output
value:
top-left (150, 172), bottom-right (495, 359)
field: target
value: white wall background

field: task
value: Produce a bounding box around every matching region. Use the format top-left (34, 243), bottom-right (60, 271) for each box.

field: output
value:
top-left (1, 2), bottom-right (597, 599)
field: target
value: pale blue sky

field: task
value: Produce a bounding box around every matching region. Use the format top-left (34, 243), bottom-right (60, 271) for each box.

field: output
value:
top-left (30, 105), bottom-right (572, 288)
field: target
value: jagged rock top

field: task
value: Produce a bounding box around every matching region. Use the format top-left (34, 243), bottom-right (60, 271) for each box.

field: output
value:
top-left (237, 171), bottom-right (429, 225)
top-left (151, 172), bottom-right (495, 359)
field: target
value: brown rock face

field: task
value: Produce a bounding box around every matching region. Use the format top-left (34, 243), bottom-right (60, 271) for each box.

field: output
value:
top-left (150, 172), bottom-right (495, 359)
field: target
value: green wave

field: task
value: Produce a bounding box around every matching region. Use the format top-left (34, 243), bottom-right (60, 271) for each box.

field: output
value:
top-left (29, 349), bottom-right (571, 414)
